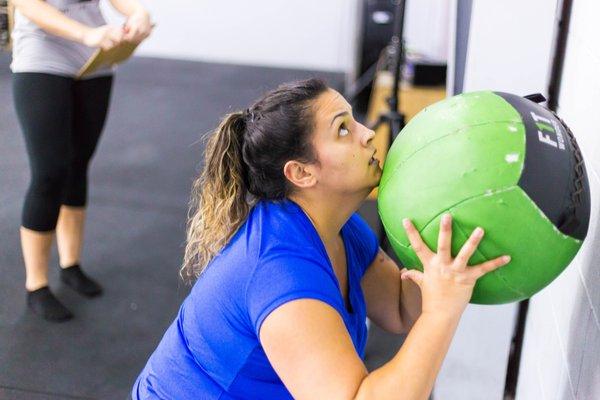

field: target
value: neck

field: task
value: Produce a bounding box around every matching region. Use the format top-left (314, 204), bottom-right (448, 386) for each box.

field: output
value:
top-left (289, 190), bottom-right (367, 247)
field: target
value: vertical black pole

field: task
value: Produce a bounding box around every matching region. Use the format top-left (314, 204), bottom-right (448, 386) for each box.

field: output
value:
top-left (387, 0), bottom-right (407, 142)
top-left (547, 0), bottom-right (573, 111)
top-left (503, 300), bottom-right (530, 400)
top-left (388, 0), bottom-right (406, 115)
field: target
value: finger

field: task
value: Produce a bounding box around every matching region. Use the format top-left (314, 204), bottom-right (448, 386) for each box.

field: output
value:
top-left (140, 24), bottom-right (154, 40)
top-left (104, 27), bottom-right (120, 41)
top-left (127, 27), bottom-right (143, 43)
top-left (400, 269), bottom-right (423, 288)
top-left (437, 213), bottom-right (452, 260)
top-left (403, 219), bottom-right (434, 264)
top-left (109, 29), bottom-right (124, 43)
top-left (468, 255), bottom-right (511, 280)
top-left (104, 38), bottom-right (118, 50)
top-left (130, 26), bottom-right (141, 38)
top-left (128, 35), bottom-right (142, 44)
top-left (453, 227), bottom-right (484, 269)
top-left (123, 25), bottom-right (137, 41)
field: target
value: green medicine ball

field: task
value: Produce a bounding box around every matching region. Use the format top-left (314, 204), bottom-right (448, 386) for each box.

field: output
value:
top-left (378, 91), bottom-right (591, 304)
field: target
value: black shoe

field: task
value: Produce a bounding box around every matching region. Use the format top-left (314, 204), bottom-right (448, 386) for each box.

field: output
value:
top-left (60, 264), bottom-right (103, 297)
top-left (27, 286), bottom-right (73, 322)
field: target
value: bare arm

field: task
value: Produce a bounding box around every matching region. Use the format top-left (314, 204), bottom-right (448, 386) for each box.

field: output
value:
top-left (107, 0), bottom-right (146, 17)
top-left (108, 0), bottom-right (152, 43)
top-left (361, 248), bottom-right (422, 334)
top-left (354, 312), bottom-right (460, 399)
top-left (12, 0), bottom-right (125, 49)
top-left (399, 267), bottom-right (422, 332)
top-left (261, 299), bottom-right (459, 400)
top-left (12, 0), bottom-right (92, 43)
top-left (261, 214), bottom-right (511, 400)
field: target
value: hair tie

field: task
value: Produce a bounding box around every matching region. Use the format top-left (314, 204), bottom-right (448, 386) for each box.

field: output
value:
top-left (243, 108), bottom-right (254, 123)
top-left (243, 107), bottom-right (261, 124)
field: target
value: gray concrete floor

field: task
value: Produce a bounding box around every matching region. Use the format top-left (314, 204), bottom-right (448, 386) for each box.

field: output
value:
top-left (0, 53), bottom-right (516, 399)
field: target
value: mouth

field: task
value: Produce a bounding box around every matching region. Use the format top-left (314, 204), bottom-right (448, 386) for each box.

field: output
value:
top-left (369, 150), bottom-right (380, 167)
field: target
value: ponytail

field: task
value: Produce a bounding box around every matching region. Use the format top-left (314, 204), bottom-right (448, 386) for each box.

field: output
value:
top-left (181, 112), bottom-right (253, 280)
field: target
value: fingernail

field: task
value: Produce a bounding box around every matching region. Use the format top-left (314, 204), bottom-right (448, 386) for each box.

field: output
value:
top-left (402, 218), bottom-right (410, 228)
top-left (475, 227), bottom-right (484, 236)
top-left (443, 213), bottom-right (451, 223)
top-left (503, 255), bottom-right (511, 262)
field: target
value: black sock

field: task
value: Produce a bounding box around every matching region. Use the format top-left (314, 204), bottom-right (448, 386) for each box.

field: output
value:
top-left (60, 264), bottom-right (103, 297)
top-left (27, 286), bottom-right (73, 322)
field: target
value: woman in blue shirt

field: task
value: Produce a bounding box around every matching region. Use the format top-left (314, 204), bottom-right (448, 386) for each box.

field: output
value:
top-left (133, 79), bottom-right (510, 399)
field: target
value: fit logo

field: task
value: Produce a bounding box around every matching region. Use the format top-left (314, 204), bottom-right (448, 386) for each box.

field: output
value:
top-left (530, 111), bottom-right (565, 150)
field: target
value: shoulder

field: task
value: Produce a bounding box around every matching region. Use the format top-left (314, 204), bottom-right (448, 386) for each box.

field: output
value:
top-left (250, 247), bottom-right (335, 296)
top-left (251, 199), bottom-right (308, 233)
top-left (249, 200), bottom-right (321, 254)
top-left (246, 236), bottom-right (341, 336)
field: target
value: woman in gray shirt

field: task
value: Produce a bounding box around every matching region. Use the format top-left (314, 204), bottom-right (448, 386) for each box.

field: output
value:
top-left (11, 0), bottom-right (152, 321)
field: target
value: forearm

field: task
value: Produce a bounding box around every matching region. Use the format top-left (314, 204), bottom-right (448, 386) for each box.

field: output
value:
top-left (355, 312), bottom-right (461, 400)
top-left (12, 0), bottom-right (90, 43)
top-left (399, 278), bottom-right (422, 331)
top-left (108, 0), bottom-right (147, 17)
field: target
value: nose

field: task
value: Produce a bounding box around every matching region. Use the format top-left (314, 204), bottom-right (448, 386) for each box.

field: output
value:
top-left (361, 124), bottom-right (376, 147)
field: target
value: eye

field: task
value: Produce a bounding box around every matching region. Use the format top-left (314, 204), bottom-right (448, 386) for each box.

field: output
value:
top-left (338, 123), bottom-right (350, 137)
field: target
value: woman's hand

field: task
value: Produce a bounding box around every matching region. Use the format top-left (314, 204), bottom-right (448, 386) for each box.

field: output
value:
top-left (123, 10), bottom-right (152, 43)
top-left (82, 25), bottom-right (124, 50)
top-left (400, 213), bottom-right (511, 318)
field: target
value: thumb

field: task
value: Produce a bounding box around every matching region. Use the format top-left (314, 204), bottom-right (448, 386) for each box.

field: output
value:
top-left (401, 268), bottom-right (423, 288)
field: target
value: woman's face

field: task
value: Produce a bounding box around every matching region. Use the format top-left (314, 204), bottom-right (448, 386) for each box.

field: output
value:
top-left (308, 88), bottom-right (382, 195)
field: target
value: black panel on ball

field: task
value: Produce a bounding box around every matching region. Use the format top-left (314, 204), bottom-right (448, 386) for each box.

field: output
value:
top-left (496, 92), bottom-right (590, 241)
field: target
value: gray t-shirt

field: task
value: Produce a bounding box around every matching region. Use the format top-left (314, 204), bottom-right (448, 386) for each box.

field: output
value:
top-left (10, 0), bottom-right (113, 78)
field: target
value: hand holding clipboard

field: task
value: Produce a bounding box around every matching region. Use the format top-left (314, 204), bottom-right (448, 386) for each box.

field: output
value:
top-left (77, 16), bottom-right (155, 79)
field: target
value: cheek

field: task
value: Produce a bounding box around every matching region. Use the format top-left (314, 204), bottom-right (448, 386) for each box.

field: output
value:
top-left (319, 151), bottom-right (361, 177)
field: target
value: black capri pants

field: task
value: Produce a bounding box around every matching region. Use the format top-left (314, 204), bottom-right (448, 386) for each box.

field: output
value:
top-left (12, 72), bottom-right (113, 232)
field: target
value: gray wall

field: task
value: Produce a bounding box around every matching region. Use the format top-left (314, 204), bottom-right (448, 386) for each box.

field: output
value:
top-left (99, 0), bottom-right (451, 78)
top-left (517, 0), bottom-right (600, 398)
top-left (100, 0), bottom-right (362, 73)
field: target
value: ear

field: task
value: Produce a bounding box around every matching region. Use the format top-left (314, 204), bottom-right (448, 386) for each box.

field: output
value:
top-left (283, 160), bottom-right (317, 189)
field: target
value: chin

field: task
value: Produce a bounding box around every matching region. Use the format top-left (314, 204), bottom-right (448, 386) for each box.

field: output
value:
top-left (364, 179), bottom-right (380, 194)
top-left (373, 169), bottom-right (383, 183)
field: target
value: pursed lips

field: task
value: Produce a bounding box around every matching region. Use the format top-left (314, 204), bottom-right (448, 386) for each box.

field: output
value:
top-left (369, 149), bottom-right (380, 166)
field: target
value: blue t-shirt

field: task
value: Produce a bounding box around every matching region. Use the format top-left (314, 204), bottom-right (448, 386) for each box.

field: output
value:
top-left (132, 199), bottom-right (379, 399)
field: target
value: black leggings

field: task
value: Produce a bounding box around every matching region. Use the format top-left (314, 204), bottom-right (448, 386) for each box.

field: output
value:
top-left (13, 73), bottom-right (113, 232)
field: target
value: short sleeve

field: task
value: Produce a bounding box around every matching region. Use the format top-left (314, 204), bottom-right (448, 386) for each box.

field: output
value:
top-left (345, 213), bottom-right (380, 275)
top-left (246, 253), bottom-right (343, 337)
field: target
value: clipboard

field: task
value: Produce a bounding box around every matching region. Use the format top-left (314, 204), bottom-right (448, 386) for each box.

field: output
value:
top-left (77, 40), bottom-right (139, 79)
